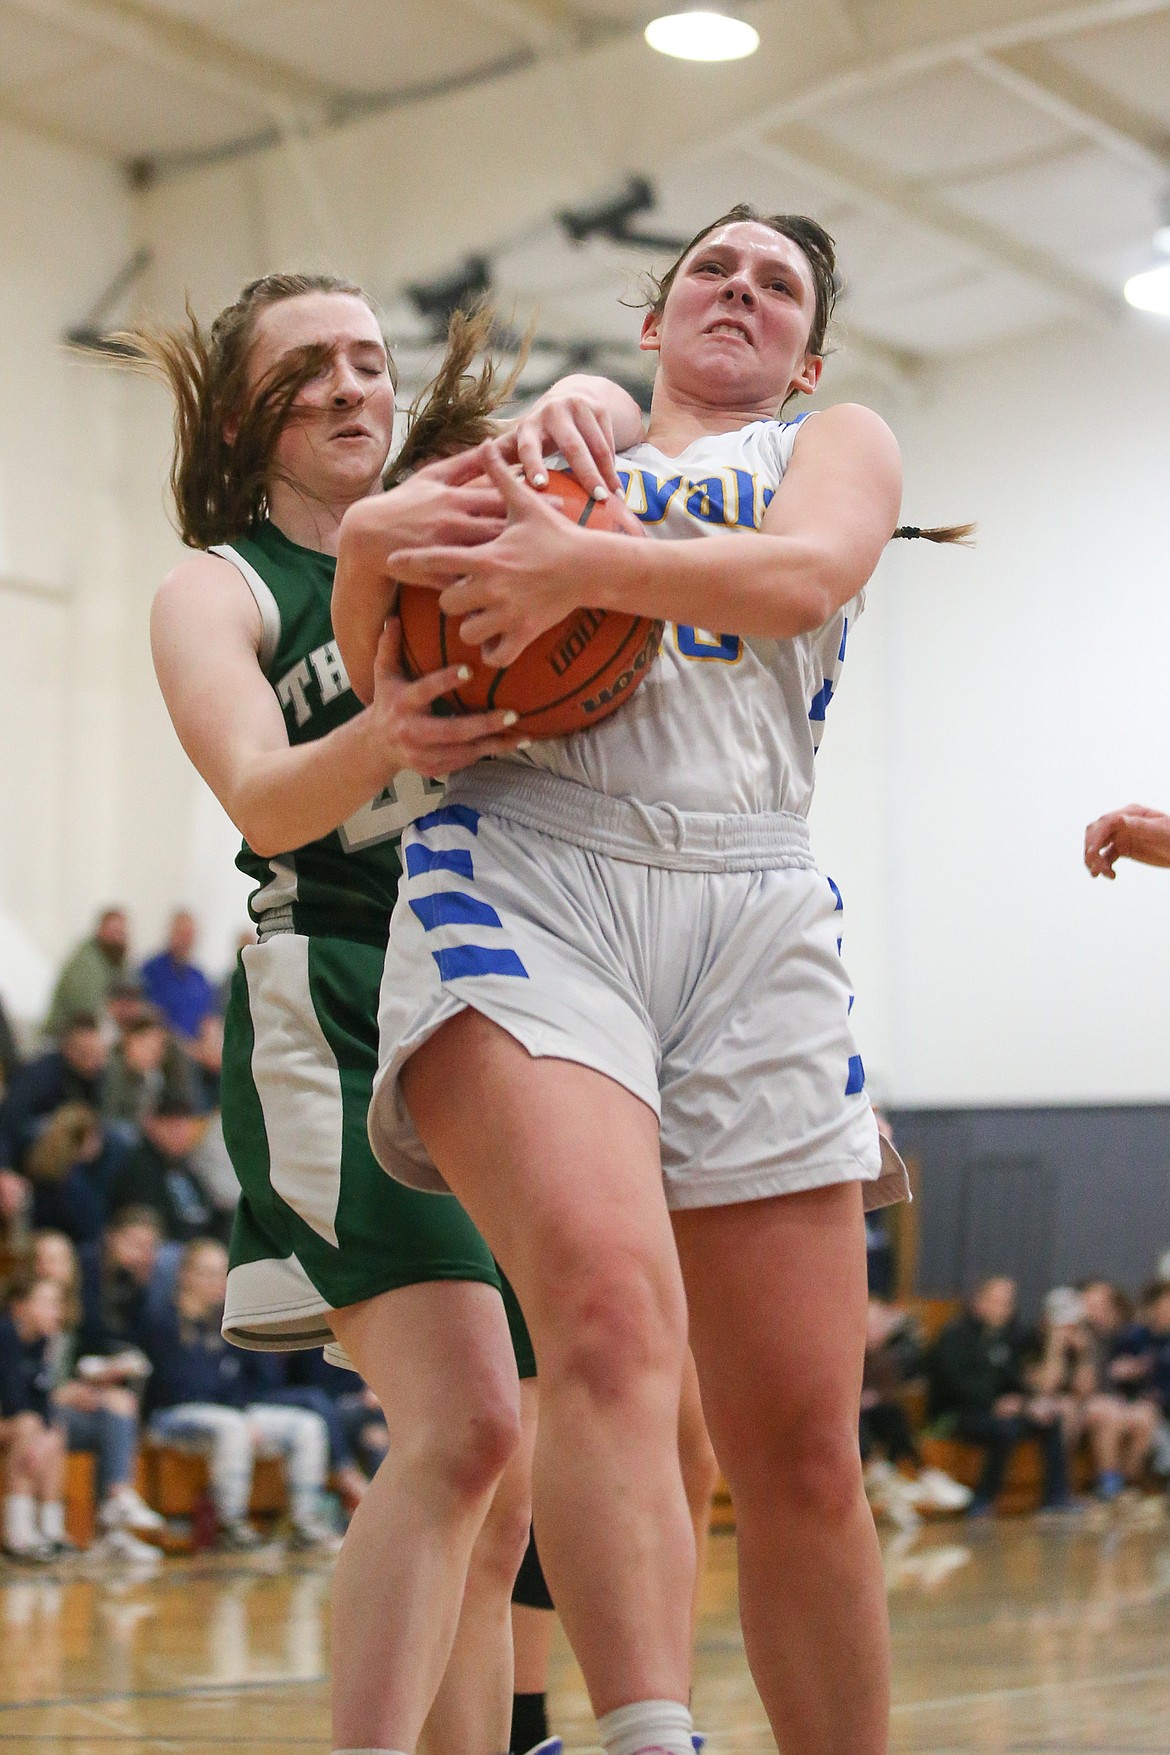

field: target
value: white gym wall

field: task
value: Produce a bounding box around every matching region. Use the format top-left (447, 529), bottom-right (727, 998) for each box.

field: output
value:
top-left (2, 1), bottom-right (1169, 1109)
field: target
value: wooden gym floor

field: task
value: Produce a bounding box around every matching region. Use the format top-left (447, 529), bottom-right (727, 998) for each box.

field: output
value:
top-left (0, 1508), bottom-right (1166, 1751)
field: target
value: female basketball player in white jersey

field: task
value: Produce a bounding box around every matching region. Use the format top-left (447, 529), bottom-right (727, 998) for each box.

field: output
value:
top-left (340, 209), bottom-right (947, 1755)
top-left (140, 272), bottom-right (641, 1755)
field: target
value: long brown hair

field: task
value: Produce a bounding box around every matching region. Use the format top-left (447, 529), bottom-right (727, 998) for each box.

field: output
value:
top-left (386, 303), bottom-right (528, 487)
top-left (120, 277), bottom-right (524, 544)
top-left (646, 205), bottom-right (973, 547)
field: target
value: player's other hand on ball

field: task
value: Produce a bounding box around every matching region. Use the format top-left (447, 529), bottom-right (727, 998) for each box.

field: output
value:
top-left (1084, 803), bottom-right (1170, 877)
top-left (368, 618), bottom-right (523, 778)
top-left (344, 448), bottom-right (507, 562)
top-left (502, 385), bottom-right (623, 501)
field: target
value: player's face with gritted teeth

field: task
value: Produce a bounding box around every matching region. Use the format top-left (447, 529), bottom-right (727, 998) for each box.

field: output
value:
top-left (249, 292), bottom-right (396, 505)
top-left (642, 222), bottom-right (820, 411)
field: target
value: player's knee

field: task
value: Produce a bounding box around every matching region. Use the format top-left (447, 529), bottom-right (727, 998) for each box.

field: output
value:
top-left (546, 1253), bottom-right (686, 1409)
top-left (102, 1387), bottom-right (137, 1419)
top-left (432, 1395), bottom-right (522, 1504)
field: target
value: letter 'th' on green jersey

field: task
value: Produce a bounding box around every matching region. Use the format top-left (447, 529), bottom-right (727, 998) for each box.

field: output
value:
top-left (211, 521), bottom-right (443, 946)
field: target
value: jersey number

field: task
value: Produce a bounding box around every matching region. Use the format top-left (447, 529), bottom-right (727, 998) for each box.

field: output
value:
top-left (675, 626), bottom-right (742, 663)
top-left (338, 770), bottom-right (445, 853)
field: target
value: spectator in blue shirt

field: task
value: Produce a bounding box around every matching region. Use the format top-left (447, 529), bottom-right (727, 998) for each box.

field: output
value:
top-left (140, 912), bottom-right (217, 1044)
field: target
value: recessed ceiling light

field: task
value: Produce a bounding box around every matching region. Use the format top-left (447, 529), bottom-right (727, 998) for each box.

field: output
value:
top-left (1124, 261), bottom-right (1170, 317)
top-left (645, 11), bottom-right (760, 63)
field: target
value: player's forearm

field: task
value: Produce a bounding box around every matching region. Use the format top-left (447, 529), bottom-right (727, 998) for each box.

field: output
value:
top-left (228, 712), bottom-right (399, 857)
top-left (586, 527), bottom-right (855, 637)
top-left (333, 509), bottom-right (396, 705)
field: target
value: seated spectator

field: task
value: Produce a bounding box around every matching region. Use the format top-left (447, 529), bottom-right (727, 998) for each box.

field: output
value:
top-left (45, 909), bottom-right (129, 1042)
top-left (0, 1014), bottom-right (107, 1175)
top-left (926, 1276), bottom-right (1077, 1515)
top-left (77, 1205), bottom-right (180, 1359)
top-left (23, 1103), bottom-right (113, 1246)
top-left (1079, 1280), bottom-right (1159, 1500)
top-left (861, 1298), bottom-right (972, 1526)
top-left (102, 1011), bottom-right (200, 1129)
top-left (140, 911), bottom-right (217, 1046)
top-left (108, 1097), bottom-right (221, 1243)
top-left (1113, 1281), bottom-right (1170, 1478)
top-left (30, 1230), bottom-right (162, 1563)
top-left (0, 1277), bottom-right (70, 1561)
top-left (141, 1239), bottom-right (341, 1552)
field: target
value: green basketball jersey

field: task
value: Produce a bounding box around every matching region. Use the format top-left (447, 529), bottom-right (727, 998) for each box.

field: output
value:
top-left (212, 520), bottom-right (443, 946)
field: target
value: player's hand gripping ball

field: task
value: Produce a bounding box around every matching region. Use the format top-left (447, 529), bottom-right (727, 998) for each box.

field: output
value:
top-left (396, 470), bottom-right (663, 741)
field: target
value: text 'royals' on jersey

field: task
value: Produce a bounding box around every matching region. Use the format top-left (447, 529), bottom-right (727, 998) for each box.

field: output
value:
top-left (499, 413), bottom-right (856, 817)
top-left (210, 521), bottom-right (443, 945)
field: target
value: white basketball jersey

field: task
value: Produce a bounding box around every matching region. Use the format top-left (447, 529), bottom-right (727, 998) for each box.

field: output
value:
top-left (502, 414), bottom-right (863, 816)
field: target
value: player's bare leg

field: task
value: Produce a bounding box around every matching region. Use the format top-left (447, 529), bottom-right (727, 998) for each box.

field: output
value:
top-left (329, 1281), bottom-right (522, 1753)
top-left (675, 1182), bottom-right (890, 1755)
top-left (678, 1351), bottom-right (720, 1642)
top-left (403, 1009), bottom-right (695, 1729)
top-left (420, 1379), bottom-right (538, 1755)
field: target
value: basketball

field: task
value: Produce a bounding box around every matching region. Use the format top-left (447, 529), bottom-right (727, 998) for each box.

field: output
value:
top-left (396, 469), bottom-right (663, 739)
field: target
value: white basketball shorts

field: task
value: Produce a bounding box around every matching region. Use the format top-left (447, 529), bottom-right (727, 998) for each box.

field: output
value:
top-left (368, 767), bottom-right (908, 1213)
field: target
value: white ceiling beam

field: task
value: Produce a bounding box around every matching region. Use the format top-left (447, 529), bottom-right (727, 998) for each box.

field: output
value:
top-left (5, 0), bottom-right (338, 127)
top-left (720, 0), bottom-right (1170, 156)
top-left (751, 124), bottom-right (1122, 322)
top-left (969, 43), bottom-right (1170, 173)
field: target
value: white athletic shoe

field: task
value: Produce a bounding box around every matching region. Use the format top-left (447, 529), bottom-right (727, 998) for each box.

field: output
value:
top-left (909, 1467), bottom-right (974, 1513)
top-left (287, 1518), bottom-right (344, 1554)
top-left (93, 1528), bottom-right (163, 1567)
top-left (100, 1487), bottom-right (166, 1533)
top-left (865, 1459), bottom-right (921, 1530)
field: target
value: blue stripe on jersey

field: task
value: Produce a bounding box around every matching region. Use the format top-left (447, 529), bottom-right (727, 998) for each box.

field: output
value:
top-left (809, 678), bottom-right (834, 723)
top-left (846, 1054), bottom-right (866, 1096)
top-left (410, 891), bottom-right (502, 932)
top-left (432, 945), bottom-right (529, 981)
top-left (827, 877), bottom-right (844, 911)
top-left (413, 804), bottom-right (481, 836)
top-left (405, 844), bottom-right (474, 880)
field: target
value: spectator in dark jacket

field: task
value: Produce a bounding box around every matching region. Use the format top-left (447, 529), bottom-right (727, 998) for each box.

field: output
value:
top-left (107, 1098), bottom-right (220, 1243)
top-left (140, 911), bottom-right (217, 1045)
top-left (77, 1205), bottom-right (180, 1360)
top-left (927, 1276), bottom-right (1075, 1514)
top-left (102, 1011), bottom-right (200, 1128)
top-left (23, 1103), bottom-right (113, 1245)
top-left (0, 1278), bottom-right (68, 1560)
top-left (141, 1240), bottom-right (340, 1552)
top-left (0, 1016), bottom-right (107, 1174)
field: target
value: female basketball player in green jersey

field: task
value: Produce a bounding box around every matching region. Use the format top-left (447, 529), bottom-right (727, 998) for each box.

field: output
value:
top-left (141, 272), bottom-right (642, 1755)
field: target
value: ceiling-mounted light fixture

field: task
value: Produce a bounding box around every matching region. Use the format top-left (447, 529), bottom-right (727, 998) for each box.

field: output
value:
top-left (1124, 204), bottom-right (1170, 317)
top-left (645, 10), bottom-right (760, 62)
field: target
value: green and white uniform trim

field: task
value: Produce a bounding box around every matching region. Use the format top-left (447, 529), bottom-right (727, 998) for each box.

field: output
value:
top-left (214, 521), bottom-right (534, 1375)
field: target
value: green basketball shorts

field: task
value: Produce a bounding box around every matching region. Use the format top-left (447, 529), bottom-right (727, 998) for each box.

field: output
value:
top-left (220, 931), bottom-right (534, 1377)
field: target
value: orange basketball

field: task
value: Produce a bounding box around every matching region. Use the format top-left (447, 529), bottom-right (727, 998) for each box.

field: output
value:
top-left (397, 469), bottom-right (663, 740)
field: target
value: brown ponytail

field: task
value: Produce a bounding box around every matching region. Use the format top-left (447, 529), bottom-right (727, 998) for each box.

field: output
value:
top-left (893, 524), bottom-right (976, 545)
top-left (386, 304), bottom-right (529, 488)
top-left (113, 272), bottom-right (394, 548)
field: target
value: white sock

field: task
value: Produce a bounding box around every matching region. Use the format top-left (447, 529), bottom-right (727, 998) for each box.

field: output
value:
top-left (598, 1699), bottom-right (694, 1755)
top-left (39, 1500), bottom-right (66, 1543)
top-left (3, 1493), bottom-right (38, 1551)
